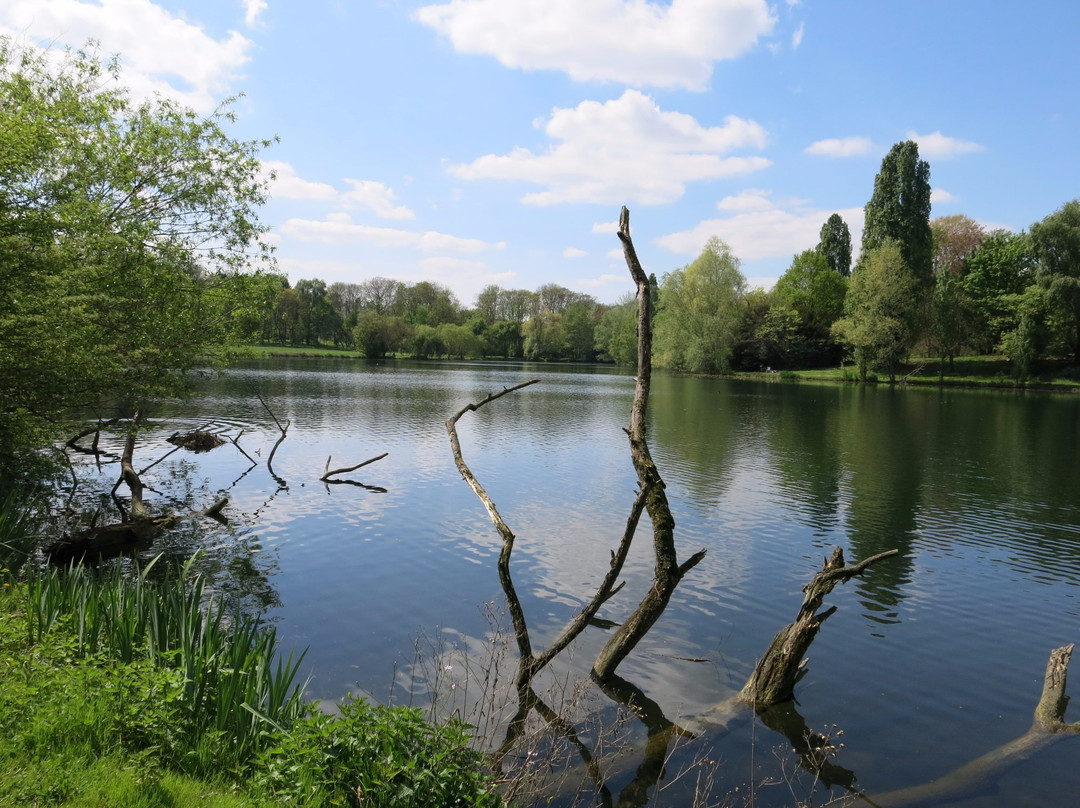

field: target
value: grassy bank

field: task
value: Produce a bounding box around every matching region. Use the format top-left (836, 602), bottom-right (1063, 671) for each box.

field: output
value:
top-left (235, 343), bottom-right (365, 359)
top-left (0, 524), bottom-right (500, 807)
top-left (745, 355), bottom-right (1080, 392)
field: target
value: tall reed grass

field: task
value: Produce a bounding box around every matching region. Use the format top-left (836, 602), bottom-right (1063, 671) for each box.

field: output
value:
top-left (21, 556), bottom-right (308, 774)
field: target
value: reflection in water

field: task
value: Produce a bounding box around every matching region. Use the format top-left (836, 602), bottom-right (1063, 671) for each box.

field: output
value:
top-left (51, 360), bottom-right (1080, 805)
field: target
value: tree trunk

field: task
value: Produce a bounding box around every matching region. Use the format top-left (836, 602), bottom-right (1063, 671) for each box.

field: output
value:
top-left (593, 207), bottom-right (706, 681)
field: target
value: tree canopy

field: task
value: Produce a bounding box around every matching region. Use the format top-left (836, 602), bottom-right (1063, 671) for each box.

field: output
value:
top-left (0, 40), bottom-right (276, 475)
top-left (832, 240), bottom-right (919, 381)
top-left (654, 237), bottom-right (746, 374)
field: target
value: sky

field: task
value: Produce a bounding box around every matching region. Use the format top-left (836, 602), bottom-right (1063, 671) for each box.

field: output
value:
top-left (3, 1), bottom-right (1078, 307)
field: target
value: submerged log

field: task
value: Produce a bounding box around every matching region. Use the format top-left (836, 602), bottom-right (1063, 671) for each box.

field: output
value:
top-left (167, 429), bottom-right (226, 452)
top-left (45, 414), bottom-right (228, 564)
top-left (866, 644), bottom-right (1080, 808)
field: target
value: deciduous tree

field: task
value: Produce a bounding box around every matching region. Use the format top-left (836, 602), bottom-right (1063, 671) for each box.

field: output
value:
top-left (1031, 200), bottom-right (1080, 363)
top-left (654, 237), bottom-right (747, 374)
top-left (0, 40), bottom-right (275, 474)
top-left (832, 240), bottom-right (919, 381)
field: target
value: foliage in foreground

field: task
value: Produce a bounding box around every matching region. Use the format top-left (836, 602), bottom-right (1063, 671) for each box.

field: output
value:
top-left (0, 38), bottom-right (279, 479)
top-left (0, 530), bottom-right (499, 806)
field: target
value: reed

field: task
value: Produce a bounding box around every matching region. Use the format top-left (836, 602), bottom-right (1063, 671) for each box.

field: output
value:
top-left (20, 555), bottom-right (307, 774)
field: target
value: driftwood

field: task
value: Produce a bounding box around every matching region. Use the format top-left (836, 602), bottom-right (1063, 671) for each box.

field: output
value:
top-left (862, 644), bottom-right (1080, 807)
top-left (447, 380), bottom-right (650, 686)
top-left (320, 453), bottom-right (388, 482)
top-left (257, 391), bottom-right (290, 485)
top-left (45, 413), bottom-right (228, 564)
top-left (592, 206), bottom-right (706, 680)
top-left (739, 547), bottom-right (899, 708)
top-left (167, 429), bottom-right (226, 452)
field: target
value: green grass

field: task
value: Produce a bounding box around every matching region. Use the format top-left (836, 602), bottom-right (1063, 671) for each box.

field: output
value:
top-left (757, 355), bottom-right (1080, 391)
top-left (234, 343), bottom-right (364, 359)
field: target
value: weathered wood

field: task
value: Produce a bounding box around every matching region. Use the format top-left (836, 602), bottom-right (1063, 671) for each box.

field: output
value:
top-left (738, 547), bottom-right (899, 707)
top-left (166, 429), bottom-right (226, 452)
top-left (865, 644), bottom-right (1080, 807)
top-left (592, 207), bottom-right (706, 681)
top-left (446, 379), bottom-right (651, 685)
top-left (257, 391), bottom-right (290, 485)
top-left (45, 413), bottom-right (228, 564)
top-left (320, 452), bottom-right (388, 481)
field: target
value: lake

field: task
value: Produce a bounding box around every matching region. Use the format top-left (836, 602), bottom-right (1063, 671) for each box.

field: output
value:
top-left (66, 358), bottom-right (1080, 806)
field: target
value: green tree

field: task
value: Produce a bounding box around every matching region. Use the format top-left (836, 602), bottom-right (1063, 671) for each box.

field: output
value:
top-left (594, 295), bottom-right (637, 365)
top-left (654, 236), bottom-right (747, 374)
top-left (474, 284), bottom-right (500, 323)
top-left (962, 230), bottom-right (1035, 353)
top-left (1031, 200), bottom-right (1080, 363)
top-left (862, 141), bottom-right (933, 286)
top-left (0, 40), bottom-right (274, 474)
top-left (294, 278), bottom-right (341, 346)
top-left (484, 319), bottom-right (523, 358)
top-left (562, 300), bottom-right (598, 361)
top-left (998, 285), bottom-right (1048, 380)
top-left (832, 240), bottom-right (919, 381)
top-left (817, 213), bottom-right (853, 277)
top-left (774, 249), bottom-right (848, 337)
top-left (522, 310), bottom-right (566, 360)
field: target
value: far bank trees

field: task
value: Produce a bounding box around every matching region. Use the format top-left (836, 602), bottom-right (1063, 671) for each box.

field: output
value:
top-left (655, 236), bottom-right (746, 374)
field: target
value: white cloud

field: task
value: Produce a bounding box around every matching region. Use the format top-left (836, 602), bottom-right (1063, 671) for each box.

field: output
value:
top-left (342, 180), bottom-right (416, 220)
top-left (262, 161), bottom-right (338, 201)
top-left (791, 22), bottom-right (804, 49)
top-left (450, 90), bottom-right (771, 206)
top-left (579, 273), bottom-right (631, 290)
top-left (415, 0), bottom-right (775, 91)
top-left (656, 192), bottom-right (864, 262)
top-left (563, 247), bottom-right (587, 258)
top-left (242, 0), bottom-right (267, 26)
top-left (592, 220), bottom-right (620, 234)
top-left (0, 0), bottom-right (252, 112)
top-left (805, 136), bottom-right (873, 158)
top-left (716, 188), bottom-right (775, 212)
top-left (261, 164), bottom-right (416, 219)
top-left (931, 187), bottom-right (956, 205)
top-left (417, 258), bottom-right (516, 304)
top-left (280, 213), bottom-right (505, 253)
top-left (907, 130), bottom-right (985, 160)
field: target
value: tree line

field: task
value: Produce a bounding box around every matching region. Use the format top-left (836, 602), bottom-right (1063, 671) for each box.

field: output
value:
top-left (260, 142), bottom-right (1080, 384)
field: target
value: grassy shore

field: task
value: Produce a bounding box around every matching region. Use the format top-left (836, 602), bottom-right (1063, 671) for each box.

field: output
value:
top-left (741, 355), bottom-right (1080, 392)
top-left (235, 343), bottom-right (365, 359)
top-left (237, 344), bottom-right (1080, 392)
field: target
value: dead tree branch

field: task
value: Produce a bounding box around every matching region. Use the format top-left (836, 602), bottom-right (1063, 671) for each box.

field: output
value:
top-left (446, 378), bottom-right (651, 687)
top-left (864, 644), bottom-right (1080, 807)
top-left (739, 547), bottom-right (899, 708)
top-left (592, 206), bottom-right (707, 681)
top-left (257, 391), bottom-right (290, 485)
top-left (321, 452), bottom-right (388, 481)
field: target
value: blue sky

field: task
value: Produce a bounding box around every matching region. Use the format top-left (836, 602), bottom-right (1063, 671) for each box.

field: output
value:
top-left (4, 1), bottom-right (1078, 306)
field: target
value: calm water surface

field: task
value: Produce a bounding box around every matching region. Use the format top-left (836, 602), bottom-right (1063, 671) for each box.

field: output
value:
top-left (72, 359), bottom-right (1080, 806)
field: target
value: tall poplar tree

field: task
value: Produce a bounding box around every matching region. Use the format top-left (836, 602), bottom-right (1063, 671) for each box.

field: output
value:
top-left (862, 141), bottom-right (933, 285)
top-left (816, 213), bottom-right (853, 277)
